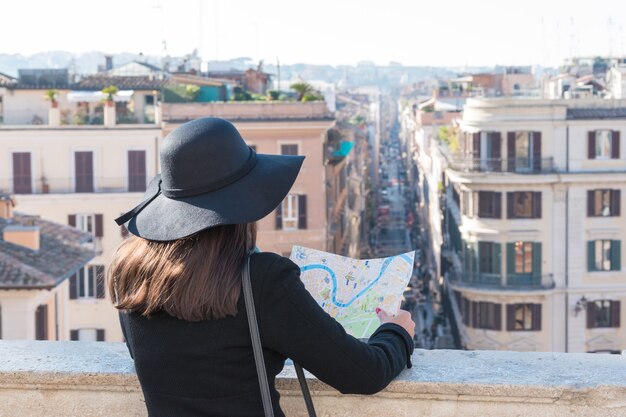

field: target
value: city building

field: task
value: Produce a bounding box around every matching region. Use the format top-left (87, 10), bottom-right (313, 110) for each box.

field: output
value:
top-left (419, 98), bottom-right (626, 353)
top-left (0, 194), bottom-right (95, 340)
top-left (0, 119), bottom-right (162, 341)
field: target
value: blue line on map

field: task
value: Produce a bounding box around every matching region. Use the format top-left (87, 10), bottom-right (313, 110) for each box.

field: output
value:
top-left (301, 258), bottom-right (394, 308)
top-left (399, 253), bottom-right (413, 264)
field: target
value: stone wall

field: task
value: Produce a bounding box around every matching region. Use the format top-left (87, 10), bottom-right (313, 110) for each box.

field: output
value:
top-left (1, 341), bottom-right (625, 417)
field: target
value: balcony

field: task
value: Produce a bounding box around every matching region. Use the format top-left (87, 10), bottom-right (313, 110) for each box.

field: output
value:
top-left (449, 270), bottom-right (555, 290)
top-left (448, 157), bottom-right (556, 174)
top-left (0, 177), bottom-right (147, 195)
top-left (162, 101), bottom-right (333, 122)
top-left (1, 341), bottom-right (624, 417)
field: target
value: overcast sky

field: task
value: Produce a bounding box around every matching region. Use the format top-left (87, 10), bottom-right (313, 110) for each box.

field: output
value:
top-left (3, 0), bottom-right (626, 66)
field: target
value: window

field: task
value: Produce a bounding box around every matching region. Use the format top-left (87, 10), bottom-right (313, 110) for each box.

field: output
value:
top-left (69, 265), bottom-right (105, 300)
top-left (587, 189), bottom-right (620, 217)
top-left (128, 150), bottom-right (147, 192)
top-left (507, 303), bottom-right (542, 331)
top-left (280, 144), bottom-right (298, 156)
top-left (35, 304), bottom-right (48, 340)
top-left (587, 240), bottom-right (621, 272)
top-left (477, 191), bottom-right (501, 218)
top-left (12, 152), bottom-right (32, 194)
top-left (74, 151), bottom-right (94, 192)
top-left (514, 242), bottom-right (533, 274)
top-left (507, 192), bottom-right (541, 218)
top-left (587, 300), bottom-right (620, 328)
top-left (588, 130), bottom-right (620, 159)
top-left (478, 242), bottom-right (501, 274)
top-left (69, 213), bottom-right (103, 240)
top-left (70, 328), bottom-right (105, 341)
top-left (507, 131), bottom-right (541, 172)
top-left (276, 194), bottom-right (307, 230)
top-left (472, 301), bottom-right (501, 330)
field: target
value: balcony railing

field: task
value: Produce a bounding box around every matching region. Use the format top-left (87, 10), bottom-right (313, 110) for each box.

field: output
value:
top-left (449, 270), bottom-right (555, 290)
top-left (0, 177), bottom-right (147, 195)
top-left (1, 341), bottom-right (625, 417)
top-left (448, 157), bottom-right (556, 174)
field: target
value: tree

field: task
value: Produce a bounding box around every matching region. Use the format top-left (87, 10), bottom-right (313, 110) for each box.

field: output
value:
top-left (290, 82), bottom-right (315, 101)
top-left (102, 85), bottom-right (119, 106)
top-left (44, 89), bottom-right (59, 108)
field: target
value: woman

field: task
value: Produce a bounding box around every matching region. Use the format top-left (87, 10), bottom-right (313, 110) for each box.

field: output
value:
top-left (110, 117), bottom-right (415, 417)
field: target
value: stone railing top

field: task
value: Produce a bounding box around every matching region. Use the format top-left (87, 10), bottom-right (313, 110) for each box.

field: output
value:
top-left (1, 341), bottom-right (626, 416)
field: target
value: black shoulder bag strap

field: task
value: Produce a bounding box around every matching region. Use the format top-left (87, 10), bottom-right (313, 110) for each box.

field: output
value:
top-left (241, 254), bottom-right (317, 417)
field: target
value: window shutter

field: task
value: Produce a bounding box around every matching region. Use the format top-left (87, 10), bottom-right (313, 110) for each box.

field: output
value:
top-left (588, 131), bottom-right (596, 159)
top-left (506, 192), bottom-right (514, 218)
top-left (587, 190), bottom-right (595, 217)
top-left (532, 304), bottom-right (542, 331)
top-left (492, 132), bottom-right (501, 158)
top-left (472, 133), bottom-right (481, 159)
top-left (506, 243), bottom-right (515, 276)
top-left (96, 329), bottom-right (106, 341)
top-left (532, 131), bottom-right (542, 171)
top-left (275, 201), bottom-right (283, 229)
top-left (493, 243), bottom-right (502, 276)
top-left (68, 214), bottom-right (76, 227)
top-left (507, 132), bottom-right (516, 172)
top-left (611, 130), bottom-right (620, 159)
top-left (532, 192), bottom-right (542, 218)
top-left (611, 190), bottom-right (621, 216)
top-left (610, 301), bottom-right (621, 328)
top-left (611, 240), bottom-right (621, 271)
top-left (494, 192), bottom-right (502, 218)
top-left (95, 265), bottom-right (105, 299)
top-left (493, 304), bottom-right (502, 331)
top-left (70, 330), bottom-right (79, 341)
top-left (532, 242), bottom-right (542, 277)
top-left (506, 304), bottom-right (515, 331)
top-left (586, 302), bottom-right (596, 329)
top-left (587, 241), bottom-right (596, 272)
top-left (69, 273), bottom-right (78, 300)
top-left (471, 301), bottom-right (478, 328)
top-left (35, 305), bottom-right (48, 341)
top-left (297, 195), bottom-right (307, 229)
top-left (95, 214), bottom-right (103, 237)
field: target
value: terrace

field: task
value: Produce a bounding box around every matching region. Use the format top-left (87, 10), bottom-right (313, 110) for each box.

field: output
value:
top-left (1, 340), bottom-right (624, 417)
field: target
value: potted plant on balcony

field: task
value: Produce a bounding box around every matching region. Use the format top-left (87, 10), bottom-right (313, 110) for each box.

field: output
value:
top-left (44, 89), bottom-right (59, 108)
top-left (102, 85), bottom-right (119, 107)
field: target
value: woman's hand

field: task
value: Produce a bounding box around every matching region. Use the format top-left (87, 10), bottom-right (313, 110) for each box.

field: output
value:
top-left (376, 308), bottom-right (415, 338)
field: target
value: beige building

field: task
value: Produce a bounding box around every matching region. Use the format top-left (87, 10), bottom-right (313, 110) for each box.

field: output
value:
top-left (0, 195), bottom-right (94, 340)
top-left (412, 97), bottom-right (625, 353)
top-left (161, 101), bottom-right (336, 256)
top-left (0, 122), bottom-right (161, 342)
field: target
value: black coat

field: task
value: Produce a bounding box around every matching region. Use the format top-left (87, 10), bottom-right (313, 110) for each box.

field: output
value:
top-left (120, 252), bottom-right (414, 417)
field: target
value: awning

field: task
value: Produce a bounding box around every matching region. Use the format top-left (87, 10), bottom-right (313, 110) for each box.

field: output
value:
top-left (67, 90), bottom-right (134, 103)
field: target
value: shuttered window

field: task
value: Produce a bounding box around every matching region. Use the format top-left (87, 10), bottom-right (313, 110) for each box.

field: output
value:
top-left (70, 328), bottom-right (106, 341)
top-left (587, 300), bottom-right (621, 328)
top-left (589, 130), bottom-right (621, 159)
top-left (507, 303), bottom-right (542, 331)
top-left (276, 194), bottom-right (307, 230)
top-left (70, 265), bottom-right (106, 300)
top-left (35, 304), bottom-right (48, 340)
top-left (128, 150), bottom-right (147, 192)
top-left (506, 192), bottom-right (541, 218)
top-left (74, 151), bottom-right (94, 192)
top-left (472, 301), bottom-right (501, 330)
top-left (12, 152), bottom-right (32, 194)
top-left (477, 191), bottom-right (502, 218)
top-left (68, 213), bottom-right (103, 238)
top-left (280, 144), bottom-right (298, 156)
top-left (587, 240), bottom-right (621, 272)
top-left (478, 242), bottom-right (501, 274)
top-left (587, 189), bottom-right (620, 217)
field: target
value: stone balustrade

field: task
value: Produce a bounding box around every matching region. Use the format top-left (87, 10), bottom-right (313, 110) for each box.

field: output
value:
top-left (1, 341), bottom-right (625, 417)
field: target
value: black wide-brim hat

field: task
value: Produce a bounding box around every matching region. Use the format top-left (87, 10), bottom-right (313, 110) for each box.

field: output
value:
top-left (115, 117), bottom-right (304, 241)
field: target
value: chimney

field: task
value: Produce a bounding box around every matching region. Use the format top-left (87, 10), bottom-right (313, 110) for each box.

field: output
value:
top-left (0, 194), bottom-right (14, 219)
top-left (105, 55), bottom-right (113, 71)
top-left (3, 220), bottom-right (40, 251)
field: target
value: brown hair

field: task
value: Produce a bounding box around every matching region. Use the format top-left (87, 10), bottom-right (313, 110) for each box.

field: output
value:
top-left (108, 223), bottom-right (256, 321)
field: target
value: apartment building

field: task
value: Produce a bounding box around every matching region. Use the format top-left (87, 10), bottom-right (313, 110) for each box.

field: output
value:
top-left (412, 97), bottom-right (625, 353)
top-left (0, 195), bottom-right (95, 340)
top-left (0, 122), bottom-right (161, 341)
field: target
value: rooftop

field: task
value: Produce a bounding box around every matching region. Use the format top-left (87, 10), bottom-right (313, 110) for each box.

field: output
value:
top-left (1, 341), bottom-right (624, 416)
top-left (0, 212), bottom-right (94, 289)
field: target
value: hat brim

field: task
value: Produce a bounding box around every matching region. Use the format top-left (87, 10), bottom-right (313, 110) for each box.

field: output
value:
top-left (127, 154), bottom-right (304, 241)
